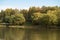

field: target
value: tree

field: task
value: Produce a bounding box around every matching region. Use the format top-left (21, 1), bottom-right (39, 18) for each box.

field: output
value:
top-left (20, 9), bottom-right (28, 21)
top-left (0, 6), bottom-right (60, 26)
top-left (28, 7), bottom-right (41, 22)
top-left (4, 8), bottom-right (13, 16)
top-left (47, 11), bottom-right (58, 25)
top-left (31, 12), bottom-right (43, 25)
top-left (13, 9), bottom-right (20, 14)
top-left (0, 10), bottom-right (5, 23)
top-left (40, 6), bottom-right (47, 13)
top-left (29, 7), bottom-right (40, 13)
top-left (13, 13), bottom-right (26, 25)
top-left (39, 14), bottom-right (49, 26)
top-left (54, 9), bottom-right (60, 26)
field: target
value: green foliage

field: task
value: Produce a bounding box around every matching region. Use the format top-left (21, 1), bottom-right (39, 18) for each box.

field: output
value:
top-left (39, 14), bottom-right (49, 26)
top-left (0, 6), bottom-right (60, 26)
top-left (20, 9), bottom-right (28, 21)
top-left (13, 13), bottom-right (26, 25)
top-left (55, 9), bottom-right (60, 26)
top-left (47, 11), bottom-right (58, 25)
top-left (31, 12), bottom-right (42, 24)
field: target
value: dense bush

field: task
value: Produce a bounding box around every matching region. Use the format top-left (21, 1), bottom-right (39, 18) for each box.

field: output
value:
top-left (31, 12), bottom-right (43, 25)
top-left (47, 11), bottom-right (58, 25)
top-left (14, 13), bottom-right (26, 25)
top-left (0, 6), bottom-right (60, 26)
top-left (39, 14), bottom-right (49, 26)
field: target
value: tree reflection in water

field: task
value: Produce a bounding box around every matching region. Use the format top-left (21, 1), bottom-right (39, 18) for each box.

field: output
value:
top-left (0, 27), bottom-right (60, 40)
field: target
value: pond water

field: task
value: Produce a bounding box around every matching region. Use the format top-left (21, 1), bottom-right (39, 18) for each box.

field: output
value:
top-left (0, 27), bottom-right (60, 40)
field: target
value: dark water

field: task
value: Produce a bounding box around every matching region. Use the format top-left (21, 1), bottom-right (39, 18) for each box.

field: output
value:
top-left (0, 27), bottom-right (60, 40)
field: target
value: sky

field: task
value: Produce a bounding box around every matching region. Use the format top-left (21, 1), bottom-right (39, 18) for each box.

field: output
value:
top-left (0, 0), bottom-right (60, 10)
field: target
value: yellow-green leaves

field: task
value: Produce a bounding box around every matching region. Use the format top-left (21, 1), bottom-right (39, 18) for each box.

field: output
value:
top-left (14, 13), bottom-right (26, 25)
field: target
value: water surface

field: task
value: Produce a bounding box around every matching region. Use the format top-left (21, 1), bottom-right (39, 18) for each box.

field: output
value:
top-left (0, 26), bottom-right (60, 40)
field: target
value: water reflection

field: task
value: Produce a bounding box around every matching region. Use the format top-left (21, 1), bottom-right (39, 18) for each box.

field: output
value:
top-left (0, 27), bottom-right (60, 40)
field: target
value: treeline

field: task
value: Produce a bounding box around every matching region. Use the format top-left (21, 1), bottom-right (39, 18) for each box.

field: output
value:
top-left (0, 6), bottom-right (60, 26)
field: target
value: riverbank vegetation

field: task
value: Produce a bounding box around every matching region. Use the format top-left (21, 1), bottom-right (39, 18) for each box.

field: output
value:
top-left (0, 6), bottom-right (60, 27)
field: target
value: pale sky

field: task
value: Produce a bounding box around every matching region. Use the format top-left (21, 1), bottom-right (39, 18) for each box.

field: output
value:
top-left (0, 0), bottom-right (60, 10)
